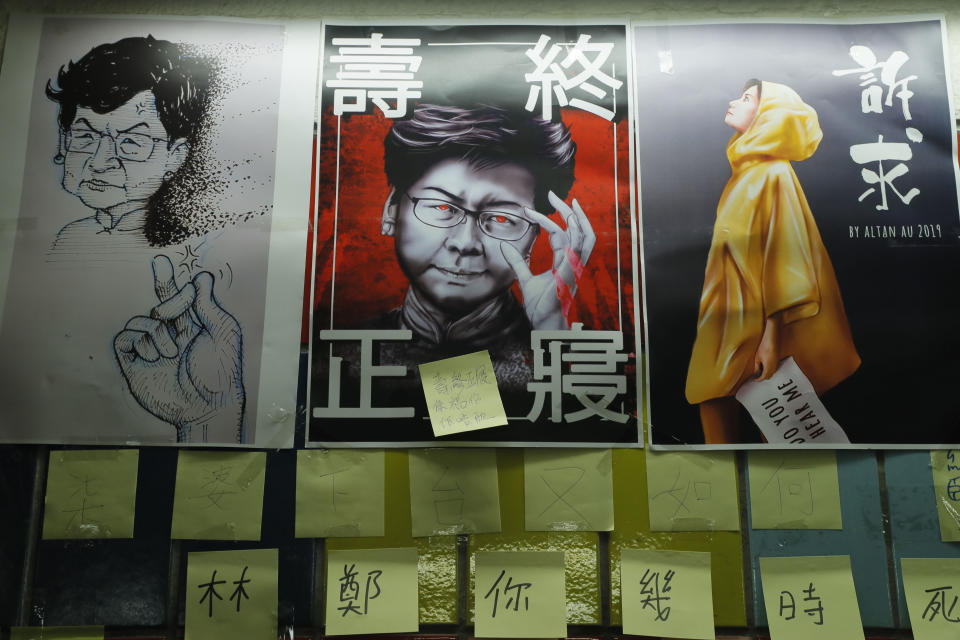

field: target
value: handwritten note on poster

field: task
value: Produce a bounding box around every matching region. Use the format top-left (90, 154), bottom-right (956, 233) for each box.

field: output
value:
top-left (620, 549), bottom-right (714, 640)
top-left (185, 548), bottom-right (277, 640)
top-left (901, 557), bottom-right (960, 639)
top-left (325, 547), bottom-right (419, 636)
top-left (930, 450), bottom-right (960, 542)
top-left (646, 450), bottom-right (740, 531)
top-left (748, 451), bottom-right (842, 529)
top-left (11, 627), bottom-right (104, 640)
top-left (296, 449), bottom-right (384, 538)
top-left (523, 448), bottom-right (613, 531)
top-left (171, 451), bottom-right (266, 540)
top-left (418, 351), bottom-right (508, 436)
top-left (759, 555), bottom-right (864, 640)
top-left (409, 448), bottom-right (501, 536)
top-left (474, 551), bottom-right (566, 638)
top-left (42, 449), bottom-right (138, 539)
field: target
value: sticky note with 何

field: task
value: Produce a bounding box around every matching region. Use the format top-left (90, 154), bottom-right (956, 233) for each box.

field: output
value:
top-left (524, 448), bottom-right (614, 531)
top-left (759, 555), bottom-right (864, 640)
top-left (42, 449), bottom-right (139, 539)
top-left (296, 449), bottom-right (385, 538)
top-left (409, 448), bottom-right (501, 536)
top-left (901, 558), bottom-right (960, 639)
top-left (646, 449), bottom-right (740, 531)
top-left (748, 450), bottom-right (842, 529)
top-left (325, 547), bottom-right (419, 635)
top-left (930, 450), bottom-right (960, 541)
top-left (11, 627), bottom-right (104, 640)
top-left (474, 551), bottom-right (566, 638)
top-left (171, 451), bottom-right (266, 540)
top-left (419, 350), bottom-right (507, 436)
top-left (620, 549), bottom-right (714, 639)
top-left (185, 548), bottom-right (277, 640)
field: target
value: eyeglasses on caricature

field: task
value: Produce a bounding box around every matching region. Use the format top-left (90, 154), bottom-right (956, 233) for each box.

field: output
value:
top-left (66, 125), bottom-right (168, 162)
top-left (406, 194), bottom-right (534, 242)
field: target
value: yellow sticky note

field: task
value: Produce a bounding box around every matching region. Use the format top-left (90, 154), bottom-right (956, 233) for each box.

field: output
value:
top-left (296, 449), bottom-right (384, 538)
top-left (930, 450), bottom-right (960, 541)
top-left (418, 351), bottom-right (508, 436)
top-left (171, 451), bottom-right (266, 540)
top-left (185, 548), bottom-right (277, 640)
top-left (11, 627), bottom-right (104, 640)
top-left (325, 547), bottom-right (419, 635)
top-left (524, 448), bottom-right (614, 531)
top-left (474, 551), bottom-right (566, 638)
top-left (901, 558), bottom-right (960, 639)
top-left (42, 449), bottom-right (139, 539)
top-left (759, 555), bottom-right (864, 640)
top-left (409, 448), bottom-right (501, 536)
top-left (620, 549), bottom-right (714, 640)
top-left (646, 450), bottom-right (740, 531)
top-left (748, 451), bottom-right (842, 529)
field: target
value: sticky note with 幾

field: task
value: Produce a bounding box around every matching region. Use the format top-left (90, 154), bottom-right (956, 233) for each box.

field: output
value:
top-left (419, 350), bottom-right (508, 436)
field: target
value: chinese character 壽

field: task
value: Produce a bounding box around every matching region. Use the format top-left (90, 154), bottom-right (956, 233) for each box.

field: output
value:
top-left (326, 33), bottom-right (423, 118)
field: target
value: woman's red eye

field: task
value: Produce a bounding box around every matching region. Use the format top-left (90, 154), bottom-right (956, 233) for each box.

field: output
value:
top-left (436, 204), bottom-right (449, 211)
top-left (494, 215), bottom-right (507, 223)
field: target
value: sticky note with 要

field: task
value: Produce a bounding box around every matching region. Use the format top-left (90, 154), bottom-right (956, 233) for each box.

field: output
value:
top-left (418, 350), bottom-right (508, 436)
top-left (296, 449), bottom-right (384, 538)
top-left (171, 451), bottom-right (266, 540)
top-left (901, 558), bottom-right (960, 639)
top-left (748, 450), bottom-right (842, 529)
top-left (524, 448), bottom-right (613, 531)
top-left (185, 548), bottom-right (277, 640)
top-left (409, 448), bottom-right (500, 536)
top-left (11, 627), bottom-right (104, 640)
top-left (42, 449), bottom-right (139, 539)
top-left (759, 555), bottom-right (864, 640)
top-left (620, 549), bottom-right (714, 640)
top-left (473, 551), bottom-right (566, 638)
top-left (325, 547), bottom-right (419, 635)
top-left (646, 450), bottom-right (740, 531)
top-left (930, 449), bottom-right (960, 542)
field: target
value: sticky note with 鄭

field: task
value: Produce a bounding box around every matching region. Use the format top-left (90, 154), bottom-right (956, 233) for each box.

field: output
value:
top-left (748, 450), bottom-right (842, 529)
top-left (185, 548), bottom-right (277, 640)
top-left (419, 350), bottom-right (508, 436)
top-left (646, 450), bottom-right (740, 531)
top-left (42, 449), bottom-right (139, 539)
top-left (474, 551), bottom-right (566, 638)
top-left (325, 547), bottom-right (419, 635)
top-left (930, 450), bottom-right (960, 541)
top-left (759, 555), bottom-right (864, 640)
top-left (620, 549), bottom-right (714, 639)
top-left (11, 627), bottom-right (104, 640)
top-left (901, 557), bottom-right (960, 639)
top-left (409, 448), bottom-right (500, 536)
top-left (171, 451), bottom-right (266, 540)
top-left (296, 449), bottom-right (384, 538)
top-left (524, 448), bottom-right (613, 531)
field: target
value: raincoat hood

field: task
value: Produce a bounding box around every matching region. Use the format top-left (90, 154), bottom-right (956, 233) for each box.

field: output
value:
top-left (727, 81), bottom-right (823, 169)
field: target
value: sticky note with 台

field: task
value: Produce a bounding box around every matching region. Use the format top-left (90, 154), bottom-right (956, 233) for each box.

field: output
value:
top-left (419, 350), bottom-right (507, 436)
top-left (409, 448), bottom-right (500, 536)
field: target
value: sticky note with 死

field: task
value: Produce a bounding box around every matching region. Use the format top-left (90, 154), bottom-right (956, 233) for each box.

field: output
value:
top-left (409, 448), bottom-right (500, 536)
top-left (171, 451), bottom-right (266, 540)
top-left (929, 450), bottom-right (960, 541)
top-left (296, 449), bottom-right (384, 537)
top-left (473, 551), bottom-right (566, 638)
top-left (646, 449), bottom-right (740, 531)
top-left (325, 547), bottom-right (419, 635)
top-left (620, 549), bottom-right (714, 639)
top-left (748, 450), bottom-right (842, 529)
top-left (901, 557), bottom-right (960, 640)
top-left (419, 350), bottom-right (507, 436)
top-left (523, 448), bottom-right (614, 531)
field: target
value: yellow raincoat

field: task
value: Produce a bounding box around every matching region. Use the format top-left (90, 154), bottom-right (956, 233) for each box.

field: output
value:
top-left (685, 81), bottom-right (860, 404)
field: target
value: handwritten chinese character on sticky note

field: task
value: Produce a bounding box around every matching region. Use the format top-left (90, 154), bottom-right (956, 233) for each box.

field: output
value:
top-left (296, 449), bottom-right (385, 538)
top-left (409, 448), bottom-right (501, 536)
top-left (474, 551), bottom-right (566, 638)
top-left (748, 451), bottom-right (842, 529)
top-left (11, 627), bottom-right (104, 640)
top-left (524, 448), bottom-right (613, 531)
top-left (930, 450), bottom-right (960, 542)
top-left (185, 548), bottom-right (277, 640)
top-left (325, 547), bottom-right (419, 636)
top-left (646, 450), bottom-right (740, 531)
top-left (620, 549), bottom-right (714, 639)
top-left (419, 351), bottom-right (508, 436)
top-left (42, 449), bottom-right (138, 539)
top-left (171, 451), bottom-right (266, 540)
top-left (902, 557), bottom-right (960, 639)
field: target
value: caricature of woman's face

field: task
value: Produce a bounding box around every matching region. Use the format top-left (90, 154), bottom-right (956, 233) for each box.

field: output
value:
top-left (725, 85), bottom-right (760, 133)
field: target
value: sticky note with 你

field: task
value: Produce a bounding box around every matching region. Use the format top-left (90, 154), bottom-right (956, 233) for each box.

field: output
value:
top-left (473, 551), bottom-right (566, 638)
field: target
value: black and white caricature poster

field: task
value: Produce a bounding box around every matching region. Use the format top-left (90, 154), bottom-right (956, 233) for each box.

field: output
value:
top-left (308, 23), bottom-right (640, 446)
top-left (635, 18), bottom-right (960, 448)
top-left (0, 16), bottom-right (318, 446)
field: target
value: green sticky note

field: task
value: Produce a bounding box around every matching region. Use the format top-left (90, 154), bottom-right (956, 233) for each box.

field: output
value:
top-left (325, 547), bottom-right (419, 635)
top-left (759, 555), bottom-right (864, 640)
top-left (524, 448), bottom-right (614, 531)
top-left (474, 551), bottom-right (566, 638)
top-left (185, 548), bottom-right (277, 640)
top-left (748, 451), bottom-right (842, 529)
top-left (296, 449), bottom-right (385, 538)
top-left (409, 448), bottom-right (501, 536)
top-left (930, 450), bottom-right (960, 541)
top-left (620, 549), bottom-right (714, 640)
top-left (171, 451), bottom-right (266, 540)
top-left (646, 450), bottom-right (740, 531)
top-left (11, 627), bottom-right (104, 640)
top-left (418, 351), bottom-right (508, 436)
top-left (42, 449), bottom-right (139, 539)
top-left (901, 558), bottom-right (960, 639)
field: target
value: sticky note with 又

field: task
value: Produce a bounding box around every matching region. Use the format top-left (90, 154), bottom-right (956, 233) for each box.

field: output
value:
top-left (42, 449), bottom-right (139, 539)
top-left (646, 450), bottom-right (740, 531)
top-left (748, 450), bottom-right (842, 529)
top-left (930, 450), bottom-right (960, 541)
top-left (474, 551), bottom-right (566, 638)
top-left (10, 627), bottom-right (104, 640)
top-left (419, 350), bottom-right (508, 436)
top-left (325, 547), bottom-right (419, 635)
top-left (296, 449), bottom-right (385, 538)
top-left (759, 555), bottom-right (864, 640)
top-left (524, 448), bottom-right (613, 531)
top-left (620, 549), bottom-right (714, 639)
top-left (185, 548), bottom-right (277, 640)
top-left (901, 558), bottom-right (960, 639)
top-left (171, 451), bottom-right (266, 540)
top-left (409, 448), bottom-right (500, 536)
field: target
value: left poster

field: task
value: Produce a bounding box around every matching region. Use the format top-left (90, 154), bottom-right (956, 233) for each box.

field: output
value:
top-left (0, 16), bottom-right (319, 446)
